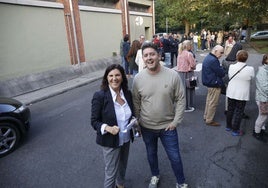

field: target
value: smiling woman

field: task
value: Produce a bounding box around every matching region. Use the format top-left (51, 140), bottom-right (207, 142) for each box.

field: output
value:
top-left (107, 69), bottom-right (123, 93)
top-left (91, 63), bottom-right (136, 188)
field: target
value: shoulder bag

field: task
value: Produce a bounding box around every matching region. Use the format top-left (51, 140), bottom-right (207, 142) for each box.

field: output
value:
top-left (221, 64), bottom-right (247, 95)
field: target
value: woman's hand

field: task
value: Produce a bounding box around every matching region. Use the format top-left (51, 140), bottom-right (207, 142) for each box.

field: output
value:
top-left (105, 125), bottom-right (120, 135)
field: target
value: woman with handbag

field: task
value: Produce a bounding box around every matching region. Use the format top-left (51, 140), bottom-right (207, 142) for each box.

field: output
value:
top-left (225, 50), bottom-right (255, 136)
top-left (253, 54), bottom-right (268, 142)
top-left (177, 40), bottom-right (197, 112)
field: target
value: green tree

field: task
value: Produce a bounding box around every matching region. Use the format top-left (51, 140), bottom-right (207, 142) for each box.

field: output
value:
top-left (155, 0), bottom-right (268, 35)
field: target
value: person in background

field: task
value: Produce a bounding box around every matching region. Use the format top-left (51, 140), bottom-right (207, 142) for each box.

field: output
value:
top-left (216, 30), bottom-right (223, 45)
top-left (170, 34), bottom-right (179, 68)
top-left (136, 40), bottom-right (151, 72)
top-left (177, 40), bottom-right (197, 112)
top-left (181, 33), bottom-right (188, 42)
top-left (91, 64), bottom-right (134, 188)
top-left (225, 50), bottom-right (255, 136)
top-left (206, 30), bottom-right (211, 50)
top-left (253, 54), bottom-right (268, 142)
top-left (224, 35), bottom-right (236, 57)
top-left (222, 42), bottom-right (243, 113)
top-left (193, 32), bottom-right (198, 54)
top-left (127, 40), bottom-right (140, 77)
top-left (152, 34), bottom-right (162, 50)
top-left (139, 34), bottom-right (145, 45)
top-left (132, 42), bottom-right (188, 188)
top-left (122, 34), bottom-right (131, 77)
top-left (162, 33), bottom-right (172, 67)
top-left (202, 45), bottom-right (226, 126)
top-left (120, 34), bottom-right (127, 71)
top-left (200, 29), bottom-right (207, 51)
top-left (210, 32), bottom-right (215, 48)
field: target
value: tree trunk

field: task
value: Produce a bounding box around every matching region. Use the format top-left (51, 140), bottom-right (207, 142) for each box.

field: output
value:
top-left (184, 20), bottom-right (190, 35)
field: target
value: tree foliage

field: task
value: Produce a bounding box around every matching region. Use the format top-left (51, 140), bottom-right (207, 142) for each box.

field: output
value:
top-left (155, 0), bottom-right (268, 33)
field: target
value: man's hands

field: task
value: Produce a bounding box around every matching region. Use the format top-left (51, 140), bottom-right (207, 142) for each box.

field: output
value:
top-left (165, 123), bottom-right (176, 131)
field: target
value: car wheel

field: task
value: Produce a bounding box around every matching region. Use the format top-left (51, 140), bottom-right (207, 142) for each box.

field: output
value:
top-left (0, 122), bottom-right (21, 158)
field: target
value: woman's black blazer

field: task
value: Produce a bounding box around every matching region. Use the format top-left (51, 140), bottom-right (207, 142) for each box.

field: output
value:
top-left (91, 89), bottom-right (134, 147)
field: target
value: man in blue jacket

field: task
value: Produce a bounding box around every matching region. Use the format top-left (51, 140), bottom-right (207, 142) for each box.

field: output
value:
top-left (202, 45), bottom-right (226, 126)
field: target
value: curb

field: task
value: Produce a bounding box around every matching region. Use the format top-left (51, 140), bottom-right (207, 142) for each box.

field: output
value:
top-left (14, 70), bottom-right (105, 105)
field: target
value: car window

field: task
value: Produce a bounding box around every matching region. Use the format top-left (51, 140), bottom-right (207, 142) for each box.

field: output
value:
top-left (0, 104), bottom-right (16, 113)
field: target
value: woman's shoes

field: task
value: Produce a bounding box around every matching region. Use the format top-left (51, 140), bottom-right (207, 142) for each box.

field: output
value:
top-left (252, 130), bottom-right (267, 143)
top-left (231, 130), bottom-right (243, 136)
top-left (260, 129), bottom-right (268, 137)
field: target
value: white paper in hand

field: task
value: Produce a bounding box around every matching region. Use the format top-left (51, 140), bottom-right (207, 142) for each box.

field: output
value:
top-left (122, 118), bottom-right (137, 132)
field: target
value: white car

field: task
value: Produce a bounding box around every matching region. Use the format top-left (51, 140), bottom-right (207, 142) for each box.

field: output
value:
top-left (250, 31), bottom-right (268, 40)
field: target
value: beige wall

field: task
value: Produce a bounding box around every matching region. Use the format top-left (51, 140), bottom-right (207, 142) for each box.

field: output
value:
top-left (0, 2), bottom-right (69, 80)
top-left (0, 0), bottom-right (154, 81)
top-left (80, 8), bottom-right (122, 60)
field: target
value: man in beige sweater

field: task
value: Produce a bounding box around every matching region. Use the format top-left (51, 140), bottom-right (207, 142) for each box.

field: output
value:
top-left (132, 42), bottom-right (188, 188)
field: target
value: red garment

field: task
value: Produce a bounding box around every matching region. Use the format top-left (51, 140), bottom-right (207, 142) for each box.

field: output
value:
top-left (153, 38), bottom-right (163, 48)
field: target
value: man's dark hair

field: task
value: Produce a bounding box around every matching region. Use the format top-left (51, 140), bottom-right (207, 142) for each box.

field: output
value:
top-left (141, 42), bottom-right (159, 54)
top-left (123, 34), bottom-right (129, 42)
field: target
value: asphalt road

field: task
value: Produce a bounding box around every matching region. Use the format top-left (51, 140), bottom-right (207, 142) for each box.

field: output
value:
top-left (0, 46), bottom-right (267, 188)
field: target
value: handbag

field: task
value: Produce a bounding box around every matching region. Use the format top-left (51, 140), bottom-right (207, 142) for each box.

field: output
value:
top-left (186, 76), bottom-right (198, 88)
top-left (221, 64), bottom-right (247, 95)
top-left (221, 84), bottom-right (227, 95)
top-left (259, 102), bottom-right (268, 115)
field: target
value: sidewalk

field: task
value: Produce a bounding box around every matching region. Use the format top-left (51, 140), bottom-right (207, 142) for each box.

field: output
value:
top-left (14, 70), bottom-right (105, 105)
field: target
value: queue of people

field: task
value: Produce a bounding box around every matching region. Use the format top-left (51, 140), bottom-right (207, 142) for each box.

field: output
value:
top-left (92, 33), bottom-right (267, 188)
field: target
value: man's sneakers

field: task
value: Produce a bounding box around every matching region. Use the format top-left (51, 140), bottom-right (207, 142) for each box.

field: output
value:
top-left (176, 183), bottom-right (189, 188)
top-left (148, 176), bottom-right (188, 188)
top-left (148, 176), bottom-right (160, 188)
top-left (185, 107), bottom-right (195, 113)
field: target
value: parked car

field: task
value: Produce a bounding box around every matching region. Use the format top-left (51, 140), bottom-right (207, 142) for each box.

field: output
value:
top-left (250, 31), bottom-right (268, 40)
top-left (0, 97), bottom-right (30, 158)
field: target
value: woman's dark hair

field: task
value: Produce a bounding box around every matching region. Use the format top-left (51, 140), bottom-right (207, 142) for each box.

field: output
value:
top-left (127, 40), bottom-right (141, 62)
top-left (101, 64), bottom-right (128, 91)
top-left (262, 54), bottom-right (268, 65)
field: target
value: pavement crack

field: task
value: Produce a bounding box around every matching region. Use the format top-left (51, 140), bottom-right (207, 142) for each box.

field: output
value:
top-left (208, 139), bottom-right (244, 178)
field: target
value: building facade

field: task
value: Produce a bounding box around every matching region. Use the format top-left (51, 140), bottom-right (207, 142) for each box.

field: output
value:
top-left (0, 0), bottom-right (154, 81)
